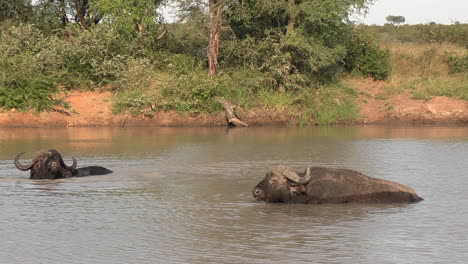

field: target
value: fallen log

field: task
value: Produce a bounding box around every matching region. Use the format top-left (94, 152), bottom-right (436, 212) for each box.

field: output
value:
top-left (215, 97), bottom-right (248, 127)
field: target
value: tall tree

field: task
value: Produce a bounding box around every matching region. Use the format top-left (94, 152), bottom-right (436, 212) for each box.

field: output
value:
top-left (207, 0), bottom-right (223, 76)
top-left (386, 15), bottom-right (405, 26)
top-left (172, 0), bottom-right (234, 76)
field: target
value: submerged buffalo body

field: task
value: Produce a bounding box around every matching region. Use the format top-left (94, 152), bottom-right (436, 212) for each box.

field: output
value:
top-left (14, 149), bottom-right (112, 180)
top-left (252, 165), bottom-right (423, 204)
top-left (71, 166), bottom-right (113, 177)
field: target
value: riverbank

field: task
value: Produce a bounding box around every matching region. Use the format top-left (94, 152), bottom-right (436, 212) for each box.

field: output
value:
top-left (1, 84), bottom-right (467, 128)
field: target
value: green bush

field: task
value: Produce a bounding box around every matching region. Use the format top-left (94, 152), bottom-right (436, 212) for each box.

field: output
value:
top-left (55, 25), bottom-right (134, 88)
top-left (0, 79), bottom-right (61, 111)
top-left (305, 84), bottom-right (359, 125)
top-left (0, 25), bottom-right (63, 111)
top-left (162, 53), bottom-right (204, 76)
top-left (446, 53), bottom-right (468, 73)
top-left (344, 32), bottom-right (391, 80)
top-left (0, 24), bottom-right (147, 111)
top-left (160, 71), bottom-right (221, 114)
top-left (112, 58), bottom-right (163, 115)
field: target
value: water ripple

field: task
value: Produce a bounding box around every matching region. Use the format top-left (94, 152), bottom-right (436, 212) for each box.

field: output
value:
top-left (1, 126), bottom-right (467, 263)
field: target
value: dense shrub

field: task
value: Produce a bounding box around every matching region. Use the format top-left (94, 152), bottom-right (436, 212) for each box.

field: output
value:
top-left (446, 53), bottom-right (468, 73)
top-left (0, 23), bottom-right (145, 111)
top-left (54, 25), bottom-right (136, 88)
top-left (0, 76), bottom-right (61, 111)
top-left (0, 25), bottom-right (62, 110)
top-left (112, 58), bottom-right (162, 115)
top-left (344, 32), bottom-right (391, 80)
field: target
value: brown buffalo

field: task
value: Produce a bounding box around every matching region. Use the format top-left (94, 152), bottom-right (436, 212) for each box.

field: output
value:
top-left (14, 149), bottom-right (112, 179)
top-left (252, 165), bottom-right (423, 204)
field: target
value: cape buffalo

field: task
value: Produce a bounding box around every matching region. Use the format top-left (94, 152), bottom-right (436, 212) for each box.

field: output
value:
top-left (252, 165), bottom-right (423, 204)
top-left (14, 149), bottom-right (113, 180)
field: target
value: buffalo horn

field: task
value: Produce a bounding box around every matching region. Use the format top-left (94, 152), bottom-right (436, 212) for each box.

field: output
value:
top-left (14, 152), bottom-right (36, 171)
top-left (304, 166), bottom-right (311, 182)
top-left (277, 165), bottom-right (311, 184)
top-left (60, 156), bottom-right (77, 171)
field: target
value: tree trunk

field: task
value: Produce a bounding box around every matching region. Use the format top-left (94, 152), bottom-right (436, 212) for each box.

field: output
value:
top-left (279, 0), bottom-right (296, 93)
top-left (74, 0), bottom-right (88, 29)
top-left (208, 0), bottom-right (222, 77)
top-left (59, 0), bottom-right (69, 27)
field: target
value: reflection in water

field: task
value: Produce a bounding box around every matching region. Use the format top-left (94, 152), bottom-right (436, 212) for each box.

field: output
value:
top-left (0, 126), bottom-right (467, 263)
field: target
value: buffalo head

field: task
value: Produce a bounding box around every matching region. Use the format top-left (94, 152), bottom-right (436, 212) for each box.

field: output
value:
top-left (252, 165), bottom-right (311, 203)
top-left (14, 149), bottom-right (77, 179)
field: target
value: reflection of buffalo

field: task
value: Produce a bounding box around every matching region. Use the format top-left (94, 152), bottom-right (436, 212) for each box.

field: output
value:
top-left (252, 165), bottom-right (423, 204)
top-left (14, 149), bottom-right (112, 180)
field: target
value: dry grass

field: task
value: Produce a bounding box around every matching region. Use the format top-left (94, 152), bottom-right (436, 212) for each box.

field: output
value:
top-left (377, 43), bottom-right (467, 99)
top-left (388, 43), bottom-right (464, 78)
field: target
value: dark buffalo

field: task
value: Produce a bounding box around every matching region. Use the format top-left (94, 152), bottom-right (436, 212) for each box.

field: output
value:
top-left (14, 149), bottom-right (113, 180)
top-left (252, 165), bottom-right (423, 204)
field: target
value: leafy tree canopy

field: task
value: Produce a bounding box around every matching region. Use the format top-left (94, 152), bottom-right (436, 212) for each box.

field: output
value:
top-left (386, 15), bottom-right (405, 26)
top-left (223, 0), bottom-right (376, 88)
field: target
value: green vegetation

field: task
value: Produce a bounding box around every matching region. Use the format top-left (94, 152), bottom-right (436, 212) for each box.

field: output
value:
top-left (344, 30), bottom-right (391, 80)
top-left (0, 24), bottom-right (62, 111)
top-left (447, 53), bottom-right (468, 73)
top-left (0, 0), bottom-right (466, 124)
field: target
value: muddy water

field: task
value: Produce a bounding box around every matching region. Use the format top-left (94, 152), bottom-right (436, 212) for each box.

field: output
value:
top-left (0, 126), bottom-right (467, 263)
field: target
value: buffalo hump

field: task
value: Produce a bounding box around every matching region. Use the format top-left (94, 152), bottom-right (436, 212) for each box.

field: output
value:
top-left (306, 167), bottom-right (423, 203)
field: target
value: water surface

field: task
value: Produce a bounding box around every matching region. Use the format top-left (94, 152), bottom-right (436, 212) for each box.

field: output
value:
top-left (1, 126), bottom-right (467, 263)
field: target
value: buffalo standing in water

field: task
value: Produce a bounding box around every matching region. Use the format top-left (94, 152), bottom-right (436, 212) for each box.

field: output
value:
top-left (252, 165), bottom-right (423, 204)
top-left (14, 149), bottom-right (113, 179)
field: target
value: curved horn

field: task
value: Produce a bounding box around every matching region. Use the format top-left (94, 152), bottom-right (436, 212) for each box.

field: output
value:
top-left (279, 165), bottom-right (310, 184)
top-left (270, 165), bottom-right (307, 184)
top-left (303, 166), bottom-right (311, 182)
top-left (60, 156), bottom-right (77, 171)
top-left (14, 152), bottom-right (36, 171)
